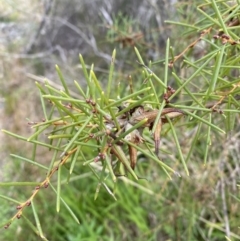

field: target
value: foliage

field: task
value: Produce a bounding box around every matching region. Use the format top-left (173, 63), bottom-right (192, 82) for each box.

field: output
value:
top-left (1, 0), bottom-right (240, 241)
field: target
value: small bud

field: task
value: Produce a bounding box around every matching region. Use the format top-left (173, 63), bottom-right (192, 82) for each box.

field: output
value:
top-left (94, 156), bottom-right (100, 162)
top-left (91, 101), bottom-right (96, 106)
top-left (16, 205), bottom-right (22, 210)
top-left (221, 34), bottom-right (230, 40)
top-left (99, 153), bottom-right (106, 159)
top-left (168, 62), bottom-right (173, 68)
top-left (4, 223), bottom-right (11, 229)
top-left (231, 41), bottom-right (237, 45)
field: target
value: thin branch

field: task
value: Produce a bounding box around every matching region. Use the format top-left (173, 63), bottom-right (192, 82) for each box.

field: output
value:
top-left (24, 0), bottom-right (54, 54)
top-left (53, 16), bottom-right (113, 62)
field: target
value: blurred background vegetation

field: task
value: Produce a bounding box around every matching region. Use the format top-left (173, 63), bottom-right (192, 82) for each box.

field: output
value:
top-left (0, 0), bottom-right (240, 240)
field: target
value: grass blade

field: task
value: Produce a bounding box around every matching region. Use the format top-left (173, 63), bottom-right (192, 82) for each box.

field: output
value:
top-left (167, 116), bottom-right (189, 176)
top-left (31, 200), bottom-right (44, 239)
top-left (50, 183), bottom-right (80, 224)
top-left (56, 165), bottom-right (61, 212)
top-left (55, 65), bottom-right (70, 96)
top-left (107, 49), bottom-right (116, 101)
